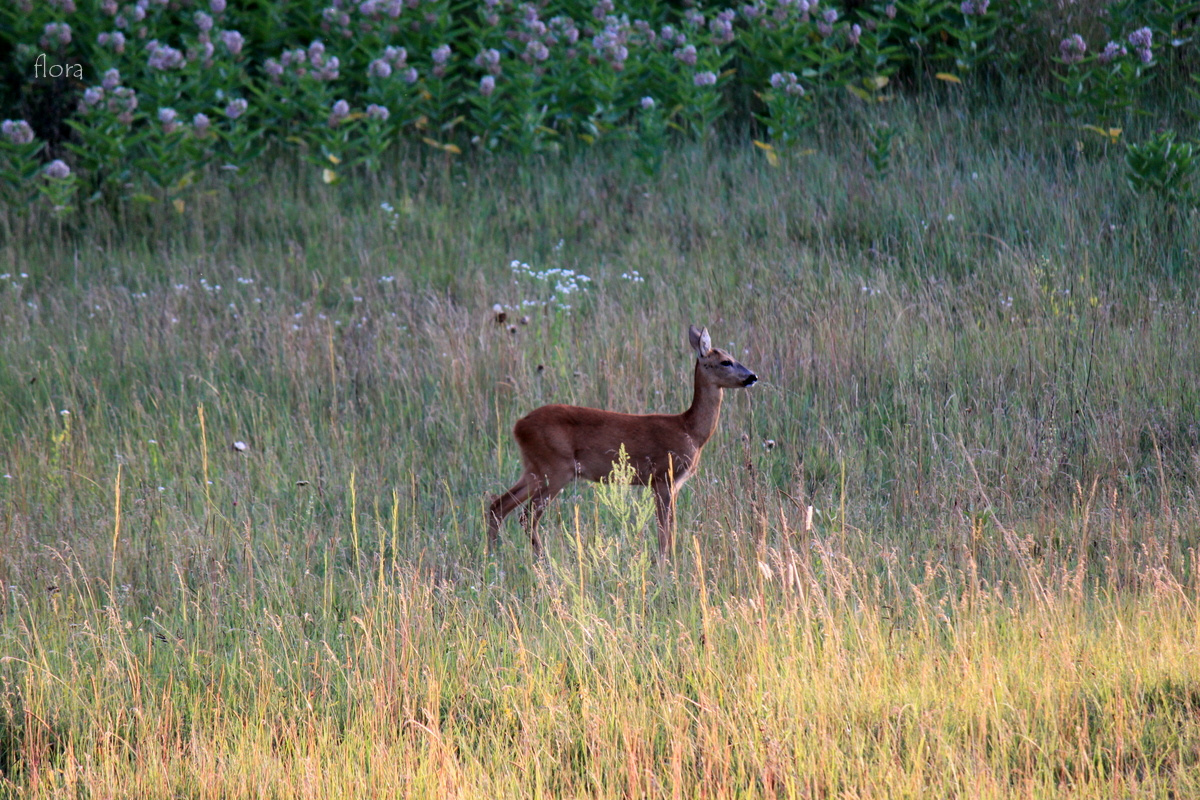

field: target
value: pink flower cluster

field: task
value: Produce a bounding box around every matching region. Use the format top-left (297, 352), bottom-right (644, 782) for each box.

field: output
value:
top-left (78, 76), bottom-right (140, 126)
top-left (1059, 34), bottom-right (1086, 65)
top-left (769, 71), bottom-right (806, 96)
top-left (2, 120), bottom-right (35, 146)
top-left (40, 22), bottom-right (72, 50)
top-left (146, 39), bottom-right (186, 70)
top-left (266, 41), bottom-right (340, 82)
top-left (1127, 27), bottom-right (1153, 64)
top-left (592, 18), bottom-right (630, 70)
top-left (368, 46), bottom-right (418, 83)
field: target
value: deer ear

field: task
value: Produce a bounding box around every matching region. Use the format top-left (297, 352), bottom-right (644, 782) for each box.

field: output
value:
top-left (689, 325), bottom-right (711, 358)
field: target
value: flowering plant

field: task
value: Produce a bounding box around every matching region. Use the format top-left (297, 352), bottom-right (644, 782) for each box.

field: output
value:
top-left (0, 119), bottom-right (44, 207)
top-left (1048, 28), bottom-right (1156, 130)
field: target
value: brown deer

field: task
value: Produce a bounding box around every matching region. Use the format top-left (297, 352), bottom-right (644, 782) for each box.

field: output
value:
top-left (487, 325), bottom-right (758, 558)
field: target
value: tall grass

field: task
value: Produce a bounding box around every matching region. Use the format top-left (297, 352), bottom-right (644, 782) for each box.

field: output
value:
top-left (2, 95), bottom-right (1200, 797)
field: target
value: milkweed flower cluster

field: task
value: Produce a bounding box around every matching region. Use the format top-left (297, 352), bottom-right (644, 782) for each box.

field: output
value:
top-left (709, 10), bottom-right (736, 45)
top-left (1098, 41), bottom-right (1127, 64)
top-left (224, 98), bottom-right (248, 119)
top-left (694, 71), bottom-right (718, 87)
top-left (1059, 34), bottom-right (1087, 64)
top-left (479, 75), bottom-right (496, 97)
top-left (40, 22), bottom-right (72, 50)
top-left (77, 79), bottom-right (139, 125)
top-left (1127, 27), bottom-right (1152, 64)
top-left (674, 44), bottom-right (698, 66)
top-left (44, 159), bottom-right (71, 179)
top-left (220, 30), bottom-right (245, 57)
top-left (365, 103), bottom-right (389, 121)
top-left (524, 40), bottom-right (550, 63)
top-left (592, 18), bottom-right (630, 70)
top-left (816, 8), bottom-right (838, 37)
top-left (960, 0), bottom-right (989, 15)
top-left (474, 48), bottom-right (501, 76)
top-left (431, 44), bottom-right (451, 77)
top-left (96, 30), bottom-right (127, 53)
top-left (157, 107), bottom-right (180, 134)
top-left (147, 40), bottom-right (187, 71)
top-left (266, 41), bottom-right (340, 82)
top-left (770, 71), bottom-right (806, 96)
top-left (2, 120), bottom-right (35, 146)
top-left (368, 46), bottom-right (418, 83)
top-left (328, 99), bottom-right (350, 126)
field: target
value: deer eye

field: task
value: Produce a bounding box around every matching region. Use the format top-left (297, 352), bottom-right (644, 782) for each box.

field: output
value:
top-left (720, 360), bottom-right (733, 367)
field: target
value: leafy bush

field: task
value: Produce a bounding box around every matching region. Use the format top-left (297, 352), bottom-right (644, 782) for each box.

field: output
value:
top-left (1, 0), bottom-right (1198, 215)
top-left (1126, 129), bottom-right (1198, 205)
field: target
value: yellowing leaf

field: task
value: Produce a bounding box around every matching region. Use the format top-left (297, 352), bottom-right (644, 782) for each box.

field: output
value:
top-left (866, 75), bottom-right (889, 89)
top-left (322, 168), bottom-right (337, 184)
top-left (579, 133), bottom-right (595, 145)
top-left (285, 136), bottom-right (306, 146)
top-left (846, 84), bottom-right (871, 101)
top-left (752, 140), bottom-right (779, 167)
top-left (935, 72), bottom-right (962, 84)
top-left (327, 153), bottom-right (341, 165)
top-left (173, 198), bottom-right (185, 214)
top-left (1081, 124), bottom-right (1122, 143)
top-left (421, 137), bottom-right (461, 155)
top-left (415, 115), bottom-right (429, 130)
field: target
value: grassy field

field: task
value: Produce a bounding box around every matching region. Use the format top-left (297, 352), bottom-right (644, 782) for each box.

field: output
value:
top-left (2, 95), bottom-right (1200, 797)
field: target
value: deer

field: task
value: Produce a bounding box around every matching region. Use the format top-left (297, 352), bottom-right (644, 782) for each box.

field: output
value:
top-left (486, 325), bottom-right (758, 559)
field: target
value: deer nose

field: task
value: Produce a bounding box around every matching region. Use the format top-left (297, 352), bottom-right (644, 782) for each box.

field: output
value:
top-left (742, 373), bottom-right (758, 387)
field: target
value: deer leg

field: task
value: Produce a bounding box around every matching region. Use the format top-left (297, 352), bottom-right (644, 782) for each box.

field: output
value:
top-left (487, 473), bottom-right (537, 547)
top-left (652, 480), bottom-right (678, 559)
top-left (523, 476), bottom-right (568, 557)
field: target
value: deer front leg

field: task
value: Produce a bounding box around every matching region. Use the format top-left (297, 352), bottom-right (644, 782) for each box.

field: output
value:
top-left (523, 475), bottom-right (569, 557)
top-left (652, 479), bottom-right (678, 559)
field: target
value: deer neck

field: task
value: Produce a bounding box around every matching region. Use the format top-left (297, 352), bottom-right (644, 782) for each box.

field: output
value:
top-left (682, 361), bottom-right (723, 446)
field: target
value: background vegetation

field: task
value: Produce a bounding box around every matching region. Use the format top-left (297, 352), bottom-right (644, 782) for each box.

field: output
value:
top-left (2, 0), bottom-right (1200, 797)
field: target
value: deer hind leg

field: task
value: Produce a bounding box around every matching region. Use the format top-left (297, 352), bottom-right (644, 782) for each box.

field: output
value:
top-left (487, 473), bottom-right (538, 548)
top-left (651, 479), bottom-right (678, 560)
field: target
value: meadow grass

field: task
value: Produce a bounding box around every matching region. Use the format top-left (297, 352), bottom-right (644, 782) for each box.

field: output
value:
top-left (2, 95), bottom-right (1200, 797)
